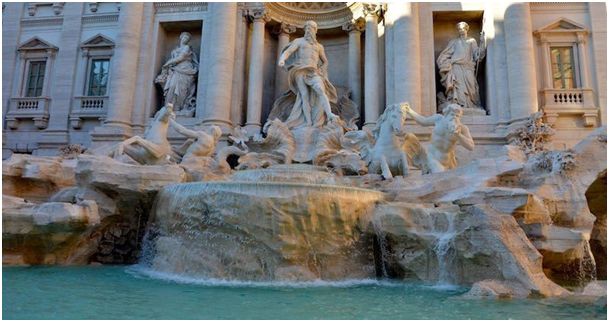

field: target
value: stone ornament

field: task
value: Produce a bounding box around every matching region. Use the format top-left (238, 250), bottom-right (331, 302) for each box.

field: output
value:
top-left (155, 32), bottom-right (199, 117)
top-left (273, 22), bottom-right (297, 36)
top-left (341, 18), bottom-right (365, 33)
top-left (402, 103), bottom-right (475, 174)
top-left (436, 21), bottom-right (486, 113)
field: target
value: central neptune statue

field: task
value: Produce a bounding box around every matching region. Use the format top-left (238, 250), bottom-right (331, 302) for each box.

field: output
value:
top-left (276, 20), bottom-right (341, 129)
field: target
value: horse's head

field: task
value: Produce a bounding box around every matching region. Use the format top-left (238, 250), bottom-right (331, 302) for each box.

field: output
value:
top-left (387, 104), bottom-right (406, 134)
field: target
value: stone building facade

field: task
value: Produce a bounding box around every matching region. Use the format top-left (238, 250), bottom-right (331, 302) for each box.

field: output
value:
top-left (2, 2), bottom-right (606, 159)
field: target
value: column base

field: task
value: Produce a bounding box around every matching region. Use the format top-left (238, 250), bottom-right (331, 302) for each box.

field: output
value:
top-left (244, 123), bottom-right (262, 137)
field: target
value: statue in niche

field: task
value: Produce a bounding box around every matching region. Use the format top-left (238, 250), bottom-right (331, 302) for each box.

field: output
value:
top-left (155, 31), bottom-right (198, 117)
top-left (436, 22), bottom-right (485, 112)
top-left (275, 20), bottom-right (340, 129)
top-left (402, 103), bottom-right (475, 174)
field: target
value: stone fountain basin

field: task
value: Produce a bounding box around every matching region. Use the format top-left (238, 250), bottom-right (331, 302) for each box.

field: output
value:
top-left (146, 181), bottom-right (386, 281)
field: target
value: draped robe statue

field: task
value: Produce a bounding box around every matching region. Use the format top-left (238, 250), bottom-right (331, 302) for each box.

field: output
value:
top-left (437, 22), bottom-right (485, 111)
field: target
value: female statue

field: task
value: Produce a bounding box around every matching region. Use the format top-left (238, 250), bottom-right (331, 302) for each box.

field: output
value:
top-left (155, 31), bottom-right (199, 115)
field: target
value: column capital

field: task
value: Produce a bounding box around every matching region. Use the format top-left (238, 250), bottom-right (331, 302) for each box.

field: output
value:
top-left (342, 18), bottom-right (365, 33)
top-left (246, 8), bottom-right (270, 23)
top-left (362, 3), bottom-right (382, 20)
top-left (576, 32), bottom-right (588, 44)
top-left (273, 22), bottom-right (296, 36)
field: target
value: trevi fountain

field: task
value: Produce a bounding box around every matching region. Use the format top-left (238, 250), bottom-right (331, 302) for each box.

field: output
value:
top-left (2, 2), bottom-right (607, 319)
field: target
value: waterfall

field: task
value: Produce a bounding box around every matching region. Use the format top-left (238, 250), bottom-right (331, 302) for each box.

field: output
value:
top-left (433, 212), bottom-right (457, 286)
top-left (371, 216), bottom-right (390, 278)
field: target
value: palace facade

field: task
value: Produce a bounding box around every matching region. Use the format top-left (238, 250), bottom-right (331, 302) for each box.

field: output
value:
top-left (2, 2), bottom-right (606, 160)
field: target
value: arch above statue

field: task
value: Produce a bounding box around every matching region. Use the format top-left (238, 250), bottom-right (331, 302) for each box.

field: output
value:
top-left (265, 2), bottom-right (365, 29)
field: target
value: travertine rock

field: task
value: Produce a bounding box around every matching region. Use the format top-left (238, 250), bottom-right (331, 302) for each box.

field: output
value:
top-left (75, 154), bottom-right (186, 198)
top-left (3, 154), bottom-right (77, 202)
top-left (462, 280), bottom-right (532, 299)
top-left (2, 195), bottom-right (101, 265)
top-left (372, 202), bottom-right (568, 297)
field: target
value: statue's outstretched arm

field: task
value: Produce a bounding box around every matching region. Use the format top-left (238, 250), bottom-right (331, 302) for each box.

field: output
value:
top-left (278, 41), bottom-right (298, 66)
top-left (170, 119), bottom-right (199, 139)
top-left (458, 125), bottom-right (475, 151)
top-left (402, 103), bottom-right (439, 126)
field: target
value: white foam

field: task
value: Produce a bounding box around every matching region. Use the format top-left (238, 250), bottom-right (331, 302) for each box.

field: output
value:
top-left (126, 265), bottom-right (404, 289)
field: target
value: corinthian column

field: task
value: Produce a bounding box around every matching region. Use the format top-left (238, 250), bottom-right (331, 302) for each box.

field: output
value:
top-left (505, 3), bottom-right (538, 121)
top-left (100, 2), bottom-right (144, 134)
top-left (342, 18), bottom-right (365, 112)
top-left (202, 2), bottom-right (237, 130)
top-left (245, 8), bottom-right (270, 135)
top-left (363, 4), bottom-right (381, 129)
top-left (274, 22), bottom-right (296, 99)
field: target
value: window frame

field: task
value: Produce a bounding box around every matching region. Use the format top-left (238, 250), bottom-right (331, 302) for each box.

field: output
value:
top-left (24, 59), bottom-right (47, 97)
top-left (549, 44), bottom-right (580, 89)
top-left (85, 57), bottom-right (111, 96)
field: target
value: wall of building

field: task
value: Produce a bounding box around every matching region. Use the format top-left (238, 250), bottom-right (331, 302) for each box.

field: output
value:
top-left (2, 2), bottom-right (606, 158)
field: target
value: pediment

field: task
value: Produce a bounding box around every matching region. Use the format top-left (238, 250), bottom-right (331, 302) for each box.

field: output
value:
top-left (17, 37), bottom-right (58, 52)
top-left (81, 34), bottom-right (115, 48)
top-left (537, 17), bottom-right (587, 32)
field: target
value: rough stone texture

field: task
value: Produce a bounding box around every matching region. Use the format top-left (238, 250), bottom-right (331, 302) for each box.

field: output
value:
top-left (146, 182), bottom-right (385, 281)
top-left (3, 154), bottom-right (188, 265)
top-left (3, 154), bottom-right (77, 202)
top-left (2, 195), bottom-right (100, 265)
top-left (372, 202), bottom-right (568, 297)
top-left (462, 279), bottom-right (533, 299)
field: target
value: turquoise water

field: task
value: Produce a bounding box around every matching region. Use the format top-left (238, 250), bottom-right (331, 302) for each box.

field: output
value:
top-left (3, 266), bottom-right (606, 320)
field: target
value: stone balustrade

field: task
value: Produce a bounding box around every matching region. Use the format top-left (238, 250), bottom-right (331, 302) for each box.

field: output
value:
top-left (6, 97), bottom-right (51, 129)
top-left (540, 88), bottom-right (598, 126)
top-left (70, 96), bottom-right (108, 129)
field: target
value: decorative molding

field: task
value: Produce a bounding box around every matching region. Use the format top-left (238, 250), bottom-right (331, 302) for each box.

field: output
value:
top-left (265, 2), bottom-right (365, 30)
top-left (88, 2), bottom-right (99, 13)
top-left (82, 13), bottom-right (119, 25)
top-left (273, 22), bottom-right (297, 36)
top-left (21, 16), bottom-right (64, 27)
top-left (245, 8), bottom-right (270, 23)
top-left (153, 2), bottom-right (208, 14)
top-left (81, 34), bottom-right (115, 49)
top-left (17, 37), bottom-right (59, 52)
top-left (342, 18), bottom-right (365, 33)
top-left (52, 2), bottom-right (64, 15)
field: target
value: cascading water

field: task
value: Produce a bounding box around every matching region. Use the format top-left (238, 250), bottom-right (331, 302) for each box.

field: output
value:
top-left (138, 165), bottom-right (386, 282)
top-left (432, 212), bottom-right (457, 286)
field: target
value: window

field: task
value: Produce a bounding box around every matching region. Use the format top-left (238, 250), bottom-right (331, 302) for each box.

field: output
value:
top-left (550, 47), bottom-right (576, 89)
top-left (87, 59), bottom-right (110, 96)
top-left (25, 61), bottom-right (46, 97)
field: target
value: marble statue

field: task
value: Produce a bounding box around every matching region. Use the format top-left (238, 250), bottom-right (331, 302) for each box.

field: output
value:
top-left (109, 104), bottom-right (176, 165)
top-left (313, 119), bottom-right (368, 176)
top-left (155, 32), bottom-right (199, 116)
top-left (345, 103), bottom-right (414, 179)
top-left (171, 121), bottom-right (222, 163)
top-left (276, 20), bottom-right (340, 129)
top-left (217, 119), bottom-right (296, 170)
top-left (436, 22), bottom-right (485, 111)
top-left (402, 103), bottom-right (475, 174)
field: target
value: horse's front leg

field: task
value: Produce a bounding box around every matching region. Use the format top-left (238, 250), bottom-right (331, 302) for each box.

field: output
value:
top-left (400, 151), bottom-right (409, 176)
top-left (380, 155), bottom-right (393, 180)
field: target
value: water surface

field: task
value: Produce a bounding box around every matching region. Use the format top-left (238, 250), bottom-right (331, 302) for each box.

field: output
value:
top-left (3, 266), bottom-right (606, 320)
